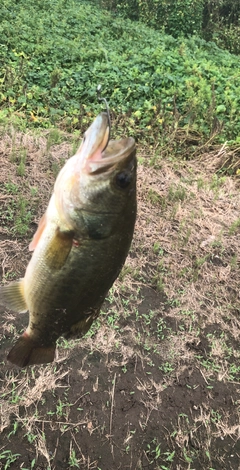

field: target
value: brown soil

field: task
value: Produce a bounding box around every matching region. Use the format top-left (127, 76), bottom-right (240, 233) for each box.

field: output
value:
top-left (0, 130), bottom-right (239, 469)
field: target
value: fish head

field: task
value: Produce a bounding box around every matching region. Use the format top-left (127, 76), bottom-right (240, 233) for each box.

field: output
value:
top-left (55, 113), bottom-right (137, 239)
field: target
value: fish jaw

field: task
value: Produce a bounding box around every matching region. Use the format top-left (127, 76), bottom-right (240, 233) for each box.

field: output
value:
top-left (76, 112), bottom-right (110, 163)
top-left (51, 113), bottom-right (108, 228)
top-left (53, 113), bottom-right (136, 234)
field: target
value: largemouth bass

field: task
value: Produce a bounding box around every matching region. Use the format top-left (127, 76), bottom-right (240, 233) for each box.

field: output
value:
top-left (0, 113), bottom-right (137, 367)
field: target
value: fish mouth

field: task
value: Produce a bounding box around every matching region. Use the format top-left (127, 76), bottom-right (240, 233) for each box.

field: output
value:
top-left (78, 113), bottom-right (135, 175)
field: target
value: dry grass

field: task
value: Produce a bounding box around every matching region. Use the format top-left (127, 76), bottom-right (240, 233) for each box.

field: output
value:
top-left (0, 128), bottom-right (239, 469)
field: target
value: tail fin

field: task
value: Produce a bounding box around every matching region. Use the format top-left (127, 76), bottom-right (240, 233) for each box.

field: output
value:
top-left (7, 333), bottom-right (56, 367)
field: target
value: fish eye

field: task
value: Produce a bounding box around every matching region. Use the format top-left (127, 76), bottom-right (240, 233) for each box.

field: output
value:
top-left (115, 171), bottom-right (132, 189)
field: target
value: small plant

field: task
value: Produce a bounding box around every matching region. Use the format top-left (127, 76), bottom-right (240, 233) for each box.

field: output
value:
top-left (159, 361), bottom-right (175, 375)
top-left (68, 447), bottom-right (80, 468)
top-left (0, 450), bottom-right (21, 469)
top-left (25, 431), bottom-right (38, 444)
top-left (14, 196), bottom-right (32, 236)
top-left (146, 438), bottom-right (175, 467)
top-left (46, 128), bottom-right (63, 150)
top-left (153, 242), bottom-right (164, 256)
top-left (228, 218), bottom-right (240, 235)
top-left (56, 398), bottom-right (69, 418)
top-left (7, 421), bottom-right (18, 439)
top-left (4, 182), bottom-right (19, 194)
top-left (17, 150), bottom-right (27, 176)
top-left (168, 184), bottom-right (186, 202)
top-left (147, 189), bottom-right (161, 205)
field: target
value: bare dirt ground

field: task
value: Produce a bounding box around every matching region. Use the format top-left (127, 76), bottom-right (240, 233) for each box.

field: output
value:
top-left (0, 129), bottom-right (239, 470)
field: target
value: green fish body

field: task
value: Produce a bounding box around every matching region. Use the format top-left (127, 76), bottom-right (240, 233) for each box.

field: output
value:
top-left (0, 113), bottom-right (137, 367)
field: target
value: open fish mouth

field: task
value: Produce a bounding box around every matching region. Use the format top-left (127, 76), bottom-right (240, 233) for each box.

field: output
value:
top-left (78, 113), bottom-right (135, 175)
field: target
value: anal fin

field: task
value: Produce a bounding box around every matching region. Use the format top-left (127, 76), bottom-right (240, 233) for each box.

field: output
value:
top-left (0, 280), bottom-right (27, 313)
top-left (7, 332), bottom-right (56, 367)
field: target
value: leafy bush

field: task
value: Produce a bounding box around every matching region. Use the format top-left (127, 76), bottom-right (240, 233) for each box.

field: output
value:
top-left (203, 0), bottom-right (240, 54)
top-left (103, 0), bottom-right (205, 37)
top-left (0, 0), bottom-right (239, 145)
top-left (211, 24), bottom-right (240, 55)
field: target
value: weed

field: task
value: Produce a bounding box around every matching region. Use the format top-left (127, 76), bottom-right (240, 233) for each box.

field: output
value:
top-left (17, 150), bottom-right (27, 176)
top-left (152, 273), bottom-right (165, 293)
top-left (168, 184), bottom-right (187, 202)
top-left (7, 421), bottom-right (18, 439)
top-left (4, 182), bottom-right (19, 194)
top-left (228, 363), bottom-right (240, 381)
top-left (147, 189), bottom-right (161, 205)
top-left (146, 438), bottom-right (175, 467)
top-left (55, 397), bottom-right (72, 418)
top-left (153, 242), bottom-right (164, 256)
top-left (159, 361), bottom-right (174, 375)
top-left (0, 192), bottom-right (33, 237)
top-left (68, 447), bottom-right (80, 468)
top-left (209, 174), bottom-right (226, 191)
top-left (46, 128), bottom-right (63, 151)
top-left (14, 197), bottom-right (32, 236)
top-left (0, 450), bottom-right (21, 469)
top-left (210, 409), bottom-right (222, 424)
top-left (25, 432), bottom-right (38, 444)
top-left (228, 218), bottom-right (240, 235)
top-left (197, 177), bottom-right (206, 190)
top-left (229, 254), bottom-right (238, 268)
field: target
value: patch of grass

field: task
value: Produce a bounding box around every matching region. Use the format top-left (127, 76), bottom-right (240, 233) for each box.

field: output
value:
top-left (167, 183), bottom-right (187, 202)
top-left (145, 437), bottom-right (175, 468)
top-left (16, 150), bottom-right (27, 176)
top-left (228, 218), bottom-right (240, 235)
top-left (147, 188), bottom-right (161, 206)
top-left (46, 128), bottom-right (63, 151)
top-left (4, 182), bottom-right (19, 194)
top-left (0, 450), bottom-right (21, 469)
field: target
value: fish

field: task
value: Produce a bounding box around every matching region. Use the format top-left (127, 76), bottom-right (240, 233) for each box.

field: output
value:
top-left (0, 112), bottom-right (137, 367)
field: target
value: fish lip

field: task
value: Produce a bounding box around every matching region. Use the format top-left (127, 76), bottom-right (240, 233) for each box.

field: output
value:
top-left (88, 137), bottom-right (136, 175)
top-left (77, 112), bottom-right (109, 165)
top-left (77, 113), bottom-right (136, 175)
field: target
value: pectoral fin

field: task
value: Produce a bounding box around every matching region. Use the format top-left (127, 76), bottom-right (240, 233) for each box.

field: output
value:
top-left (0, 280), bottom-right (27, 312)
top-left (45, 227), bottom-right (75, 270)
top-left (29, 212), bottom-right (47, 251)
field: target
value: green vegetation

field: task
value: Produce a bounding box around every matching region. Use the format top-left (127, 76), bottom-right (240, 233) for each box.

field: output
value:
top-left (0, 1), bottom-right (239, 469)
top-left (0, 450), bottom-right (21, 469)
top-left (203, 0), bottom-right (240, 55)
top-left (102, 0), bottom-right (240, 54)
top-left (104, 0), bottom-right (205, 37)
top-left (0, 183), bottom-right (35, 238)
top-left (0, 0), bottom-right (239, 148)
